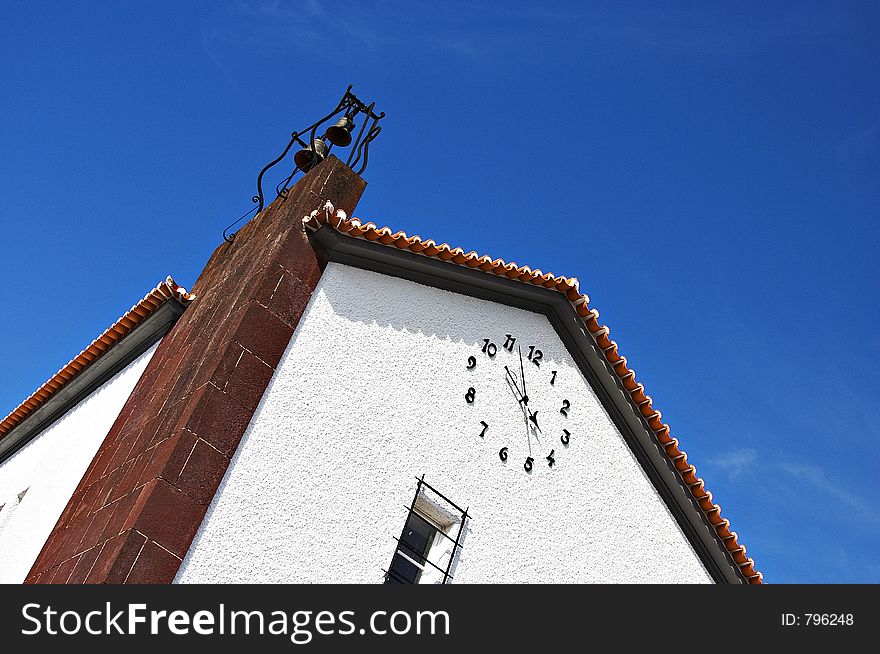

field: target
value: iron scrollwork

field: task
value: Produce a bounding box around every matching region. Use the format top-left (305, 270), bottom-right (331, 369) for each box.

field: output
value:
top-left (223, 85), bottom-right (385, 243)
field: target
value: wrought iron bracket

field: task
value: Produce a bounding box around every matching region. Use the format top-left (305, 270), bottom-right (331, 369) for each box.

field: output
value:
top-left (223, 85), bottom-right (384, 243)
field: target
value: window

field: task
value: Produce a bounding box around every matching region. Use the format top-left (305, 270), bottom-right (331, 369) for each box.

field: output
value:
top-left (387, 511), bottom-right (439, 584)
top-left (384, 476), bottom-right (468, 584)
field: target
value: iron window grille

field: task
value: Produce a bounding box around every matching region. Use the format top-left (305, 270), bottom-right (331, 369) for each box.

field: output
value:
top-left (384, 475), bottom-right (468, 584)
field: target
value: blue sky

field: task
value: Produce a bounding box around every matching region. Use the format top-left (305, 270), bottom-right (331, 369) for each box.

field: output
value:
top-left (1, 2), bottom-right (878, 583)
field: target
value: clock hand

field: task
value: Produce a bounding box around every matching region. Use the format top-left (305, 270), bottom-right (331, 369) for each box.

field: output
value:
top-left (511, 353), bottom-right (541, 435)
top-left (505, 372), bottom-right (530, 419)
top-left (516, 346), bottom-right (543, 436)
top-left (504, 365), bottom-right (541, 430)
top-left (505, 372), bottom-right (534, 430)
top-left (528, 410), bottom-right (541, 433)
top-left (504, 373), bottom-right (533, 451)
top-left (503, 365), bottom-right (528, 406)
top-left (505, 369), bottom-right (541, 454)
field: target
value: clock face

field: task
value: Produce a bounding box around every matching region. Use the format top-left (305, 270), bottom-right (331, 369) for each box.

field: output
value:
top-left (464, 333), bottom-right (571, 474)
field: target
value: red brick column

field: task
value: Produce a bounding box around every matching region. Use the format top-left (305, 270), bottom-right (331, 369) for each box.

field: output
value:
top-left (26, 156), bottom-right (366, 583)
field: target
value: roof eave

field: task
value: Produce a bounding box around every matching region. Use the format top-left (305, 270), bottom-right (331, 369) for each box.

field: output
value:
top-left (0, 279), bottom-right (193, 462)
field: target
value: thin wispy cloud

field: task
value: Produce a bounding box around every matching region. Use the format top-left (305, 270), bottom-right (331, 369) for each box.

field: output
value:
top-left (706, 443), bottom-right (880, 580)
top-left (200, 1), bottom-right (858, 82)
top-left (199, 0), bottom-right (567, 76)
top-left (708, 447), bottom-right (758, 480)
top-left (580, 5), bottom-right (856, 56)
top-left (200, 26), bottom-right (242, 93)
top-left (779, 462), bottom-right (880, 526)
top-left (708, 445), bottom-right (880, 530)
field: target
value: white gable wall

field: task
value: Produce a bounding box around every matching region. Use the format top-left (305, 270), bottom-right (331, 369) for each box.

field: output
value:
top-left (177, 263), bottom-right (712, 583)
top-left (0, 343), bottom-right (158, 583)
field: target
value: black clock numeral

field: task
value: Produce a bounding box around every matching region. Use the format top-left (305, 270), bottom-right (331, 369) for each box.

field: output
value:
top-left (465, 387), bottom-right (476, 404)
top-left (499, 447), bottom-right (508, 462)
top-left (560, 399), bottom-right (570, 417)
top-left (466, 355), bottom-right (477, 370)
top-left (503, 334), bottom-right (516, 352)
top-left (482, 339), bottom-right (497, 358)
top-left (479, 420), bottom-right (489, 438)
top-left (527, 346), bottom-right (543, 367)
top-left (561, 429), bottom-right (570, 446)
top-left (550, 370), bottom-right (557, 386)
top-left (524, 456), bottom-right (534, 473)
top-left (546, 450), bottom-right (555, 467)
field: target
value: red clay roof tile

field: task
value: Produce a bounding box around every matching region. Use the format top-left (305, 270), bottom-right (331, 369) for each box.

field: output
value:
top-left (0, 277), bottom-right (194, 442)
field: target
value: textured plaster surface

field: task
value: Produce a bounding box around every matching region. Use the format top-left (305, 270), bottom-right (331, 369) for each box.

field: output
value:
top-left (0, 344), bottom-right (157, 583)
top-left (177, 264), bottom-right (712, 583)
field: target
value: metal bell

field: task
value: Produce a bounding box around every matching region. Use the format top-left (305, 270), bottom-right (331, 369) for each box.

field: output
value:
top-left (293, 138), bottom-right (329, 172)
top-left (324, 116), bottom-right (356, 147)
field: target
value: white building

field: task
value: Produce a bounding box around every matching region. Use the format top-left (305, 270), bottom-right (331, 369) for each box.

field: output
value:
top-left (0, 156), bottom-right (761, 584)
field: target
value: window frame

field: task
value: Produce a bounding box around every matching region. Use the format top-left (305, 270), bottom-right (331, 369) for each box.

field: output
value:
top-left (384, 476), bottom-right (468, 584)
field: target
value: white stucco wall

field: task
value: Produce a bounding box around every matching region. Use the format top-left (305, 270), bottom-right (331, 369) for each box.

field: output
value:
top-left (0, 343), bottom-right (158, 583)
top-left (177, 263), bottom-right (712, 584)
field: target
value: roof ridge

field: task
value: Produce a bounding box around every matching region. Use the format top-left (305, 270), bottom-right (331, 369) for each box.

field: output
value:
top-left (304, 201), bottom-right (762, 584)
top-left (0, 277), bottom-right (195, 440)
